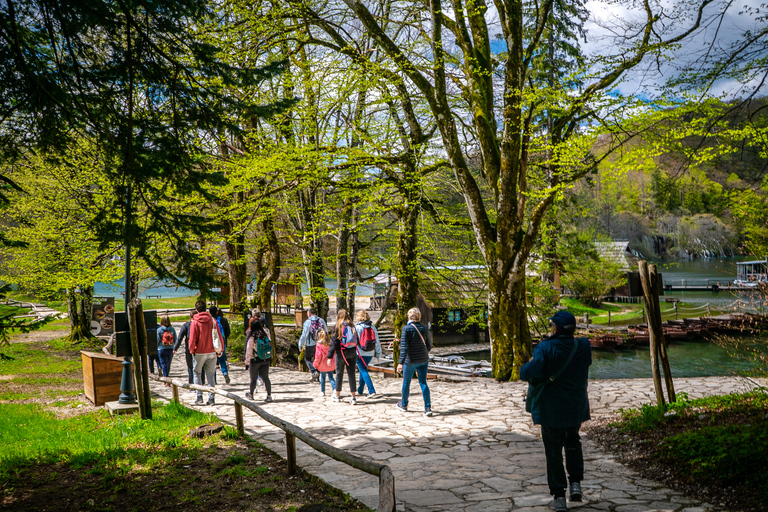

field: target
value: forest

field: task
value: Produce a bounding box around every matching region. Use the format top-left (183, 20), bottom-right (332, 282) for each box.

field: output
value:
top-left (1, 0), bottom-right (767, 380)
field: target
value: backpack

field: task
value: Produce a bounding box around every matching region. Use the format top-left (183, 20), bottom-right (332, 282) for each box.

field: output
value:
top-left (308, 317), bottom-right (323, 344)
top-left (341, 325), bottom-right (358, 350)
top-left (256, 336), bottom-right (272, 360)
top-left (161, 329), bottom-right (174, 345)
top-left (358, 325), bottom-right (376, 351)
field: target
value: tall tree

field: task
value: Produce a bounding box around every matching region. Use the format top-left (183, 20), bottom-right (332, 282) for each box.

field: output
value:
top-left (294, 0), bottom-right (726, 379)
top-left (0, 0), bottom-right (288, 299)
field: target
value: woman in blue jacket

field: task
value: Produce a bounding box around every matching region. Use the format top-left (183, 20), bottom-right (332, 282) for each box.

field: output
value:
top-left (156, 314), bottom-right (177, 385)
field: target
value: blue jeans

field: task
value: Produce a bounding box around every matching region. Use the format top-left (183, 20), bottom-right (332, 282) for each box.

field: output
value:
top-left (401, 361), bottom-right (430, 410)
top-left (148, 354), bottom-right (160, 374)
top-left (356, 355), bottom-right (375, 394)
top-left (158, 348), bottom-right (174, 377)
top-left (320, 371), bottom-right (336, 393)
top-left (217, 345), bottom-right (229, 376)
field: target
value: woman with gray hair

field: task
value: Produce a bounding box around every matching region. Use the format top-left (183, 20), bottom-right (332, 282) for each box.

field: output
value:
top-left (396, 307), bottom-right (433, 416)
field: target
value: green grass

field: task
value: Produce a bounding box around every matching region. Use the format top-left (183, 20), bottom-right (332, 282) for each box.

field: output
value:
top-left (614, 390), bottom-right (768, 501)
top-left (0, 341), bottom-right (82, 375)
top-left (0, 304), bottom-right (30, 317)
top-left (0, 401), bottom-right (218, 478)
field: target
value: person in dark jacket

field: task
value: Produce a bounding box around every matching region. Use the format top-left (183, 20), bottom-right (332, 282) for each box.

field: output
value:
top-left (520, 310), bottom-right (592, 512)
top-left (210, 306), bottom-right (231, 384)
top-left (173, 311), bottom-right (198, 385)
top-left (243, 316), bottom-right (272, 402)
top-left (326, 309), bottom-right (358, 404)
top-left (396, 307), bottom-right (433, 416)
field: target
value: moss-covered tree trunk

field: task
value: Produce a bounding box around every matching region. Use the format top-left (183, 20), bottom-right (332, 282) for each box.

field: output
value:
top-left (67, 286), bottom-right (94, 342)
top-left (393, 201), bottom-right (420, 367)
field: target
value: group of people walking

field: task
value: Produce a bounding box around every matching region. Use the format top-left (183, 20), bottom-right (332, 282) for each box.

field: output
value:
top-left (152, 301), bottom-right (591, 511)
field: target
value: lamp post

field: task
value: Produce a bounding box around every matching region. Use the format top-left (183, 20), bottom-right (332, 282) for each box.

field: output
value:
top-left (118, 184), bottom-right (136, 405)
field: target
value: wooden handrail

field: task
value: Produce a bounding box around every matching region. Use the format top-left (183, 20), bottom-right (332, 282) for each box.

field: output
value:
top-left (150, 374), bottom-right (395, 511)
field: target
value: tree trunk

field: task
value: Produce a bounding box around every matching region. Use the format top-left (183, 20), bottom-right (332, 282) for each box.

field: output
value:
top-left (336, 199), bottom-right (352, 313)
top-left (393, 202), bottom-right (420, 366)
top-left (347, 206), bottom-right (359, 319)
top-left (488, 269), bottom-right (531, 381)
top-left (223, 216), bottom-right (248, 313)
top-left (67, 286), bottom-right (94, 342)
top-left (255, 216), bottom-right (281, 313)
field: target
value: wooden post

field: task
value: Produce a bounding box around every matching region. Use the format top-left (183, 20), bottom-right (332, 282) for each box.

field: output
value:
top-left (650, 264), bottom-right (676, 403)
top-left (134, 299), bottom-right (152, 419)
top-left (286, 433), bottom-right (297, 475)
top-left (234, 402), bottom-right (244, 436)
top-left (608, 310), bottom-right (611, 325)
top-left (172, 384), bottom-right (179, 403)
top-left (127, 303), bottom-right (148, 419)
top-left (378, 465), bottom-right (396, 512)
top-left (638, 261), bottom-right (665, 408)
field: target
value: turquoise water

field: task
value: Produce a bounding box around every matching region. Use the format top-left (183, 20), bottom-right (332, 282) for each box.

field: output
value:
top-left (658, 257), bottom-right (766, 312)
top-left (461, 335), bottom-right (767, 380)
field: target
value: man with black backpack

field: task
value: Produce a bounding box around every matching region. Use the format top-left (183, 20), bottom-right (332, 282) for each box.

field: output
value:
top-left (520, 310), bottom-right (592, 512)
top-left (298, 307), bottom-right (327, 383)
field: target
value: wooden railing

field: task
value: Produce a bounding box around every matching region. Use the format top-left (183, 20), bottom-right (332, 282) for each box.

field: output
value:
top-left (150, 375), bottom-right (395, 512)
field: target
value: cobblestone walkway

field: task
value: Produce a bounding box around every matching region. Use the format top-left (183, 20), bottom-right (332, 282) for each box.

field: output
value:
top-left (150, 351), bottom-right (765, 512)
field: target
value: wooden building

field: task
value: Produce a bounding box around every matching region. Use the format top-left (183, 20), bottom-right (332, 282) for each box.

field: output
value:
top-left (416, 266), bottom-right (490, 347)
top-left (596, 241), bottom-right (641, 300)
top-left (272, 271), bottom-right (303, 314)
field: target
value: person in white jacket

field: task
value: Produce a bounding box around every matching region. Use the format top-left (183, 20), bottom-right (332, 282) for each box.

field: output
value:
top-left (354, 310), bottom-right (382, 398)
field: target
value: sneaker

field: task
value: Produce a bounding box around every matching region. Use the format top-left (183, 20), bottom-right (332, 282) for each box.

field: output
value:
top-left (206, 398), bottom-right (215, 406)
top-left (396, 401), bottom-right (407, 412)
top-left (264, 395), bottom-right (273, 403)
top-left (332, 395), bottom-right (341, 403)
top-left (366, 392), bottom-right (378, 399)
top-left (424, 407), bottom-right (433, 417)
top-left (550, 497), bottom-right (567, 512)
top-left (319, 391), bottom-right (326, 397)
top-left (569, 482), bottom-right (582, 502)
top-left (309, 374), bottom-right (316, 383)
top-left (350, 397), bottom-right (357, 405)
top-left (245, 392), bottom-right (253, 400)
top-left (195, 396), bottom-right (203, 405)
top-left (256, 377), bottom-right (263, 386)
top-left (312, 372), bottom-right (320, 383)
top-left (224, 374), bottom-right (231, 384)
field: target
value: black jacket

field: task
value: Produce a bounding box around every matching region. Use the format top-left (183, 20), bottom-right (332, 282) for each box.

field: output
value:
top-left (399, 321), bottom-right (431, 365)
top-left (218, 316), bottom-right (231, 340)
top-left (174, 321), bottom-right (191, 353)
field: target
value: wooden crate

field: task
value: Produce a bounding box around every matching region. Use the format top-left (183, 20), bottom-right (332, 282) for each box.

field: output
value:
top-left (81, 351), bottom-right (124, 406)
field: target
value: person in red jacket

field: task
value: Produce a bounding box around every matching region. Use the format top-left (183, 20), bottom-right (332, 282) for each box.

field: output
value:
top-left (188, 300), bottom-right (224, 406)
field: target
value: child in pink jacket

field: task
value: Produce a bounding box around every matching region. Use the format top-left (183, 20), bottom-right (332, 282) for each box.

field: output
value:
top-left (313, 330), bottom-right (336, 396)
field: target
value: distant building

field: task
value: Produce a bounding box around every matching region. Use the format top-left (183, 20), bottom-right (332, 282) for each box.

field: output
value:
top-left (595, 241), bottom-right (640, 299)
top-left (416, 266), bottom-right (490, 346)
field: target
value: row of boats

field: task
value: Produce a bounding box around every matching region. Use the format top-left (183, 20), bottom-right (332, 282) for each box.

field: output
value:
top-left (588, 313), bottom-right (768, 350)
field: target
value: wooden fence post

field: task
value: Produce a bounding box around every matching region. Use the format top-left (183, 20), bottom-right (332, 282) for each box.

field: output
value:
top-left (286, 433), bottom-right (297, 475)
top-left (638, 261), bottom-right (665, 408)
top-left (650, 264), bottom-right (676, 403)
top-left (172, 384), bottom-right (179, 403)
top-left (127, 303), bottom-right (148, 419)
top-left (378, 465), bottom-right (396, 512)
top-left (134, 300), bottom-right (152, 419)
top-left (234, 402), bottom-right (244, 436)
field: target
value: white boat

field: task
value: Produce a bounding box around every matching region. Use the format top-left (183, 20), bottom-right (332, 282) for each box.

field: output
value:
top-left (734, 259), bottom-right (767, 287)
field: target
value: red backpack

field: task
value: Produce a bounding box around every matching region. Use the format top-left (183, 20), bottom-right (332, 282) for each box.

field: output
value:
top-left (161, 330), bottom-right (174, 345)
top-left (358, 325), bottom-right (376, 351)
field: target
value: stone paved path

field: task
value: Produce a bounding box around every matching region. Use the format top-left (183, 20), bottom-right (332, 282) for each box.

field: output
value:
top-left (150, 349), bottom-right (765, 512)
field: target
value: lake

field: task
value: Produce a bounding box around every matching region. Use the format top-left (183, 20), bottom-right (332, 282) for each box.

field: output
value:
top-left (462, 335), bottom-right (767, 379)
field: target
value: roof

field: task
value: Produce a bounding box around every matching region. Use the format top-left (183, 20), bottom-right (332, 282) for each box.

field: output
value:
top-left (737, 260), bottom-right (767, 266)
top-left (418, 266), bottom-right (487, 309)
top-left (595, 241), bottom-right (639, 272)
